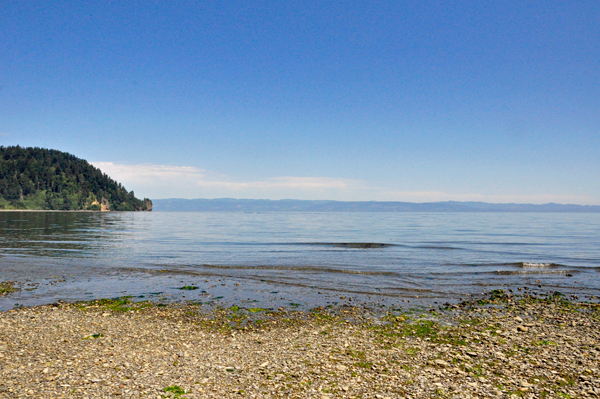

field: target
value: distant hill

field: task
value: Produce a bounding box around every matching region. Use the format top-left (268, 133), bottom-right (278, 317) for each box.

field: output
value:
top-left (0, 146), bottom-right (152, 211)
top-left (153, 198), bottom-right (600, 213)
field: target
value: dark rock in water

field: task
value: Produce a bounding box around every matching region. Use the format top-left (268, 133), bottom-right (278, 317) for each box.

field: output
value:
top-left (335, 243), bottom-right (390, 249)
top-left (313, 242), bottom-right (393, 249)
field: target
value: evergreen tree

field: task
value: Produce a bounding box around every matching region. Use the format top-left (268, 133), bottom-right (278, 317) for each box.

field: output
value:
top-left (0, 146), bottom-right (152, 211)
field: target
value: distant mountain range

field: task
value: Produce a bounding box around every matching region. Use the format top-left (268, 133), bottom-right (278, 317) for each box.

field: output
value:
top-left (153, 198), bottom-right (600, 212)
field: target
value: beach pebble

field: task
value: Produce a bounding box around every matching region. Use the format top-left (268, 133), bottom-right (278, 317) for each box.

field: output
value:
top-left (1, 295), bottom-right (599, 399)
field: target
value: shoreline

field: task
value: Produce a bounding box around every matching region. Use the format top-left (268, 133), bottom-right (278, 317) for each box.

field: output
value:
top-left (0, 209), bottom-right (143, 212)
top-left (1, 293), bottom-right (599, 398)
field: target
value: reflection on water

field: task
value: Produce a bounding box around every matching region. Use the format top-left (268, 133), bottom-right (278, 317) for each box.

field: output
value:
top-left (1, 211), bottom-right (599, 309)
top-left (0, 212), bottom-right (135, 258)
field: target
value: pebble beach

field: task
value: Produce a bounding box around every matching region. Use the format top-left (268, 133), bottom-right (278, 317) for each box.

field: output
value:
top-left (1, 292), bottom-right (599, 398)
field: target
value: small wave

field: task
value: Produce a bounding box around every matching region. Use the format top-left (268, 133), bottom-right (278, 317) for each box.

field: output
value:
top-left (415, 245), bottom-right (462, 250)
top-left (520, 262), bottom-right (553, 268)
top-left (479, 262), bottom-right (569, 269)
top-left (128, 264), bottom-right (404, 277)
top-left (304, 242), bottom-right (396, 249)
top-left (492, 270), bottom-right (579, 276)
top-left (445, 262), bottom-right (569, 269)
top-left (513, 262), bottom-right (575, 269)
top-left (191, 264), bottom-right (402, 276)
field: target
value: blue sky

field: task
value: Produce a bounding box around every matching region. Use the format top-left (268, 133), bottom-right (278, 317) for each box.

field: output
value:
top-left (1, 1), bottom-right (599, 203)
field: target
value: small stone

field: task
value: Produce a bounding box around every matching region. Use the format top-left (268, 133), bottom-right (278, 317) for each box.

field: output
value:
top-left (517, 325), bottom-right (529, 332)
top-left (514, 316), bottom-right (523, 322)
top-left (466, 351), bottom-right (478, 357)
top-left (434, 359), bottom-right (449, 366)
top-left (102, 313), bottom-right (110, 317)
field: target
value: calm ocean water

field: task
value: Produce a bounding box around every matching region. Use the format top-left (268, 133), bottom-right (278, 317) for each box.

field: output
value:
top-left (1, 211), bottom-right (599, 310)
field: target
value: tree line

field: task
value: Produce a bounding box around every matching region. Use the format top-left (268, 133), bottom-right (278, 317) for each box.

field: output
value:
top-left (0, 146), bottom-right (151, 211)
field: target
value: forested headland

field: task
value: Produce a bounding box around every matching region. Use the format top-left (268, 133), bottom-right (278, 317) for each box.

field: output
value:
top-left (0, 146), bottom-right (151, 211)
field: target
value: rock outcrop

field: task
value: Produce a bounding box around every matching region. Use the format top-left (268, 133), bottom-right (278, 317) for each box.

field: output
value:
top-left (100, 197), bottom-right (110, 212)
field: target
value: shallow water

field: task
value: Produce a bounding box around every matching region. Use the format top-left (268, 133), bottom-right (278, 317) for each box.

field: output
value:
top-left (1, 211), bottom-right (599, 310)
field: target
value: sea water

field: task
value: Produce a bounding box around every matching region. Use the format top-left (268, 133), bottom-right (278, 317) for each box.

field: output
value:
top-left (1, 211), bottom-right (598, 310)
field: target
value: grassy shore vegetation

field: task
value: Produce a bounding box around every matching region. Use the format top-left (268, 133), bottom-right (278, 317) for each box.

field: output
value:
top-left (0, 146), bottom-right (151, 211)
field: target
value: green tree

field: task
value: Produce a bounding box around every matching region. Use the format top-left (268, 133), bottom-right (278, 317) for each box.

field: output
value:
top-left (0, 146), bottom-right (152, 211)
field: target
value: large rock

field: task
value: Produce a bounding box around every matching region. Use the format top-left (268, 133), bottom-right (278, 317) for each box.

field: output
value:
top-left (143, 198), bottom-right (153, 211)
top-left (100, 197), bottom-right (110, 212)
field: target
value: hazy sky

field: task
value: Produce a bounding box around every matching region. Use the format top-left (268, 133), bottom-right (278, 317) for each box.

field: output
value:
top-left (1, 1), bottom-right (599, 203)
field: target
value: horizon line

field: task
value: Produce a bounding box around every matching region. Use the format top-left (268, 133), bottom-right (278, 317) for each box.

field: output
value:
top-left (151, 198), bottom-right (600, 207)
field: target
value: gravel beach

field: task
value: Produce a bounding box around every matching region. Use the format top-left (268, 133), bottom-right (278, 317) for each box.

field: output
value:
top-left (1, 293), bottom-right (599, 398)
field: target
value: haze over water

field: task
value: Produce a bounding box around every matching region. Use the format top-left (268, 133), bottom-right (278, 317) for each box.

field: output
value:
top-left (1, 211), bottom-right (599, 310)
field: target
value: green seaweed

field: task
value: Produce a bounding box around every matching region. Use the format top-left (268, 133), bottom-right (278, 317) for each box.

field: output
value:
top-left (162, 385), bottom-right (186, 398)
top-left (0, 281), bottom-right (20, 296)
top-left (83, 333), bottom-right (103, 340)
